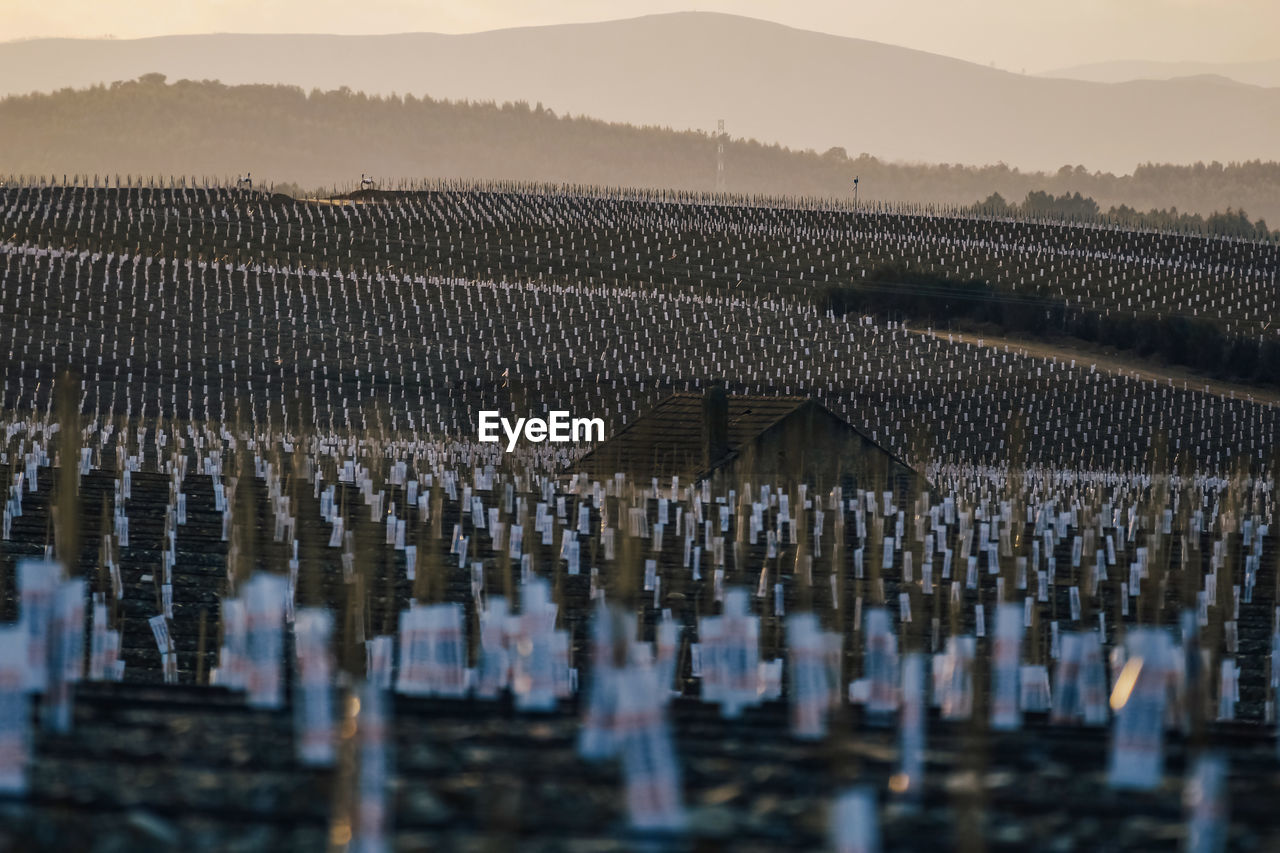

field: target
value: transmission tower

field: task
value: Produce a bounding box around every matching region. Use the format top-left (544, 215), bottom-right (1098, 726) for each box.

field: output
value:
top-left (715, 119), bottom-right (726, 193)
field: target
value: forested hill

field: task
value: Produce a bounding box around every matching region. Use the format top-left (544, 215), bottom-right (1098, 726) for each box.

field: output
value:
top-left (3, 74), bottom-right (1280, 229)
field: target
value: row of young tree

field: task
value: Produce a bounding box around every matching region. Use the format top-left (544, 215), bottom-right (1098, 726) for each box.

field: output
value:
top-left (818, 263), bottom-right (1280, 388)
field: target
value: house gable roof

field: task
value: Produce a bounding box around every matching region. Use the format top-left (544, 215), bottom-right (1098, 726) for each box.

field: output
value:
top-left (573, 392), bottom-right (916, 484)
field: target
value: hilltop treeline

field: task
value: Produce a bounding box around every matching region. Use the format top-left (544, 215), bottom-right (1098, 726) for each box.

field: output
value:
top-left (819, 263), bottom-right (1280, 388)
top-left (4, 75), bottom-right (1280, 228)
top-left (972, 191), bottom-right (1274, 240)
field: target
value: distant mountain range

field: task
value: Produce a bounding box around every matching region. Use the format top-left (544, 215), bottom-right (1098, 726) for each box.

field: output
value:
top-left (1042, 59), bottom-right (1280, 90)
top-left (2, 12), bottom-right (1278, 174)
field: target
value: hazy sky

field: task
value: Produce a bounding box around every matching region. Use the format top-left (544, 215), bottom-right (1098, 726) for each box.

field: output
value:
top-left (5, 0), bottom-right (1276, 71)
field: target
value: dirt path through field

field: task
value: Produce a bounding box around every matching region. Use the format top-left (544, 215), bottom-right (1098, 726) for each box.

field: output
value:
top-left (907, 326), bottom-right (1280, 407)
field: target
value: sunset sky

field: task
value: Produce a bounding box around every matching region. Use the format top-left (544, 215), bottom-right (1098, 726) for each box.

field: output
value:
top-left (5, 0), bottom-right (1276, 71)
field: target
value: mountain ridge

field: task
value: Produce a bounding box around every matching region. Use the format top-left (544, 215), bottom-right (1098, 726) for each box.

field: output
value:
top-left (1041, 57), bottom-right (1280, 89)
top-left (2, 12), bottom-right (1278, 174)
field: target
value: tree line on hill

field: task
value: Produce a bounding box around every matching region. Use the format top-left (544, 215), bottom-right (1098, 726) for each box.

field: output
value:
top-left (970, 191), bottom-right (1274, 241)
top-left (3, 75), bottom-right (1280, 231)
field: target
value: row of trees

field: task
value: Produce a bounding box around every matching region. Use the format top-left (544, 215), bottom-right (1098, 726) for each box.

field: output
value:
top-left (972, 191), bottom-right (1274, 240)
top-left (817, 263), bottom-right (1280, 388)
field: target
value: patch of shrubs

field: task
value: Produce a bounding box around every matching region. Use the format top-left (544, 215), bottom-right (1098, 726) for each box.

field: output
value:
top-left (817, 262), bottom-right (1280, 388)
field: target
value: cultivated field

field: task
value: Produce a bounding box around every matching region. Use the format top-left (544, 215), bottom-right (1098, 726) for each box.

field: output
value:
top-left (0, 180), bottom-right (1275, 851)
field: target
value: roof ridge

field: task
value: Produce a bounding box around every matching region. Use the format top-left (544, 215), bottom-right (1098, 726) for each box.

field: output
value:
top-left (573, 394), bottom-right (924, 485)
top-left (667, 391), bottom-right (810, 401)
